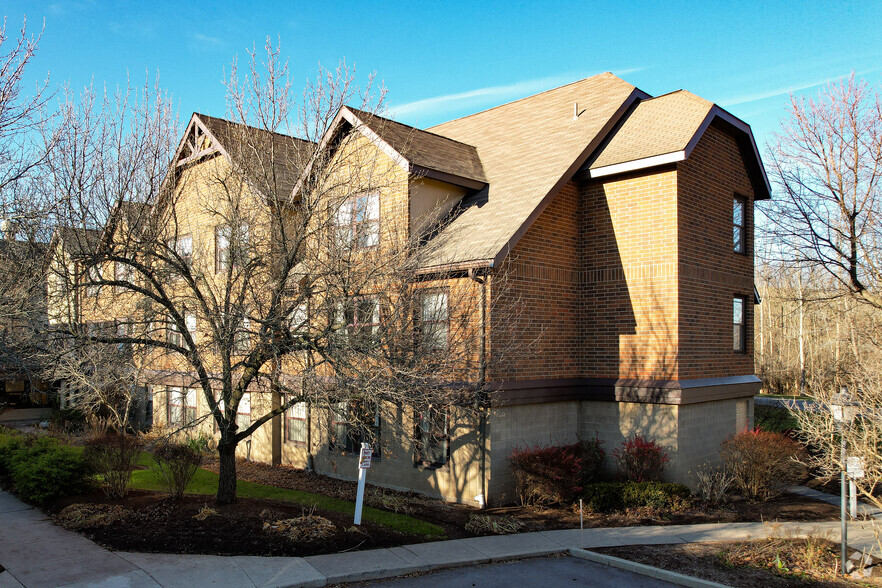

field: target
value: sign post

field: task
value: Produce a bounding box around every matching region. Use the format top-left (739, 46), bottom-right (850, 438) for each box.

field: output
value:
top-left (354, 443), bottom-right (372, 525)
top-left (847, 456), bottom-right (865, 519)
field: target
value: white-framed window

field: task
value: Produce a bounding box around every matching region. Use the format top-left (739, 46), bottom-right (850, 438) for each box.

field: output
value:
top-left (215, 225), bottom-right (230, 273)
top-left (335, 192), bottom-right (379, 249)
top-left (330, 401), bottom-right (380, 456)
top-left (85, 265), bottom-right (102, 297)
top-left (286, 399), bottom-right (308, 444)
top-left (289, 302), bottom-right (309, 333)
top-left (418, 290), bottom-right (448, 350)
top-left (215, 223), bottom-right (249, 273)
top-left (733, 195), bottom-right (746, 254)
top-left (236, 392), bottom-right (250, 431)
top-left (233, 313), bottom-right (250, 355)
top-left (168, 234), bottom-right (193, 266)
top-left (167, 386), bottom-right (197, 426)
top-left (416, 406), bottom-right (449, 467)
top-left (167, 312), bottom-right (196, 347)
top-left (114, 261), bottom-right (134, 292)
top-left (345, 297), bottom-right (380, 341)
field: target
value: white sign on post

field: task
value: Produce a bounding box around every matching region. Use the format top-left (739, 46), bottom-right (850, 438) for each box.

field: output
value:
top-left (847, 456), bottom-right (865, 480)
top-left (354, 443), bottom-right (371, 525)
top-left (359, 446), bottom-right (373, 469)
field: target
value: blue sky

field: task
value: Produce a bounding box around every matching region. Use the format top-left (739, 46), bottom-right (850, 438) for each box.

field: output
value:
top-left (5, 1), bottom-right (881, 150)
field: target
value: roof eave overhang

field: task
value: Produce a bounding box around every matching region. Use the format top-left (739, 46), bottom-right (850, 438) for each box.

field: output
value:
top-left (585, 105), bottom-right (772, 200)
top-left (410, 165), bottom-right (487, 191)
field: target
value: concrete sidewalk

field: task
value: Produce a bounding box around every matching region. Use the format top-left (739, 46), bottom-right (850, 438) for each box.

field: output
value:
top-left (0, 488), bottom-right (878, 588)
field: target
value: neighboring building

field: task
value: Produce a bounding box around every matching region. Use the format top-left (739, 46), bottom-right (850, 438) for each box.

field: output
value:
top-left (0, 228), bottom-right (52, 420)
top-left (56, 73), bottom-right (768, 505)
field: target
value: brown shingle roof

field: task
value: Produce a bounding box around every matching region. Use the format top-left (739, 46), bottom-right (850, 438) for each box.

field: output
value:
top-left (590, 90), bottom-right (714, 170)
top-left (346, 108), bottom-right (486, 186)
top-left (53, 226), bottom-right (101, 258)
top-left (197, 114), bottom-right (314, 198)
top-left (425, 73), bottom-right (638, 267)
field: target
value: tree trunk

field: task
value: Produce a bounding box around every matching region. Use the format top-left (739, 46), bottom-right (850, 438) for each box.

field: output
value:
top-left (217, 439), bottom-right (238, 504)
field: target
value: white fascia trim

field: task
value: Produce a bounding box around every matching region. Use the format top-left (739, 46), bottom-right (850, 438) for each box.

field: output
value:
top-left (588, 150), bottom-right (686, 179)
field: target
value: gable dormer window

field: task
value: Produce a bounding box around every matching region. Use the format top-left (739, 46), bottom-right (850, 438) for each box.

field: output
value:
top-left (335, 192), bottom-right (379, 249)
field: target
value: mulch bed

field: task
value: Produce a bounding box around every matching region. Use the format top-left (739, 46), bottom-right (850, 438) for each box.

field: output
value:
top-left (592, 542), bottom-right (876, 587)
top-left (36, 458), bottom-right (842, 557)
top-left (50, 490), bottom-right (421, 557)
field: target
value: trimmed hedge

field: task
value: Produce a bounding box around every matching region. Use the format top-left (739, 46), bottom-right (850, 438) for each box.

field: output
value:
top-left (0, 432), bottom-right (89, 505)
top-left (581, 481), bottom-right (691, 513)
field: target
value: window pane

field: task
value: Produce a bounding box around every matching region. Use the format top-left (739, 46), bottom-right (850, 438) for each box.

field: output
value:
top-left (733, 198), bottom-right (745, 252)
top-left (290, 303), bottom-right (308, 331)
top-left (178, 236), bottom-right (193, 256)
top-left (733, 297), bottom-right (745, 353)
top-left (290, 401), bottom-right (307, 419)
top-left (421, 292), bottom-right (448, 322)
top-left (185, 313), bottom-right (196, 336)
top-left (185, 388), bottom-right (197, 409)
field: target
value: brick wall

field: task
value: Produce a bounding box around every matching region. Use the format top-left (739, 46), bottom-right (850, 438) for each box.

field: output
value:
top-left (580, 169), bottom-right (680, 380)
top-left (492, 182), bottom-right (581, 381)
top-left (677, 124), bottom-right (755, 379)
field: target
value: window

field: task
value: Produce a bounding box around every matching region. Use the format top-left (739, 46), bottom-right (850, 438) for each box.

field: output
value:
top-left (289, 302), bottom-right (309, 332)
top-left (236, 392), bottom-right (250, 432)
top-left (114, 261), bottom-right (133, 292)
top-left (215, 225), bottom-right (230, 273)
top-left (167, 312), bottom-right (195, 347)
top-left (418, 290), bottom-right (448, 350)
top-left (85, 265), bottom-right (102, 297)
top-left (286, 399), bottom-right (308, 444)
top-left (215, 224), bottom-right (250, 273)
top-left (167, 387), bottom-right (197, 426)
top-left (166, 234), bottom-right (193, 269)
top-left (167, 386), bottom-right (183, 425)
top-left (330, 401), bottom-right (380, 455)
top-left (733, 296), bottom-right (746, 353)
top-left (733, 196), bottom-right (746, 254)
top-left (115, 321), bottom-right (132, 352)
top-left (346, 297), bottom-right (380, 342)
top-left (416, 406), bottom-right (449, 467)
top-left (335, 192), bottom-right (379, 249)
top-left (233, 313), bottom-right (250, 355)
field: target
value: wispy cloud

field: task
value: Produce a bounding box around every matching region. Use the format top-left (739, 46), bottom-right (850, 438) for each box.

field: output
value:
top-left (390, 68), bottom-right (645, 120)
top-left (720, 67), bottom-right (880, 107)
top-left (192, 33), bottom-right (225, 48)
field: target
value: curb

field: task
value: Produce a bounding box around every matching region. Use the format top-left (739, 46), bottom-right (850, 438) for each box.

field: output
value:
top-left (569, 548), bottom-right (731, 588)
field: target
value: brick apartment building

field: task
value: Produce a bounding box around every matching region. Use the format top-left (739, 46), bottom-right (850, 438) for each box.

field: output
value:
top-left (53, 73), bottom-right (769, 505)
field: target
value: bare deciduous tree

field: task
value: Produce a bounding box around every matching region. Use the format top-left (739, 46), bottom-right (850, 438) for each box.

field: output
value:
top-left (46, 40), bottom-right (522, 504)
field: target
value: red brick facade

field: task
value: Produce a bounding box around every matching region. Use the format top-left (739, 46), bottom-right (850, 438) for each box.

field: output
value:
top-left (494, 123), bottom-right (755, 387)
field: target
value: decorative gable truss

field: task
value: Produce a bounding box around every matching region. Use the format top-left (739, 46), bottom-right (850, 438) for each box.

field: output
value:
top-left (175, 118), bottom-right (221, 169)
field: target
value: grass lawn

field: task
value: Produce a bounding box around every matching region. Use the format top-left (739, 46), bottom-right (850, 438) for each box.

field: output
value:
top-left (129, 453), bottom-right (443, 537)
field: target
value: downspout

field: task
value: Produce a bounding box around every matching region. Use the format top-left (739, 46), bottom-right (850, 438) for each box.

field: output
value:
top-left (469, 268), bottom-right (488, 509)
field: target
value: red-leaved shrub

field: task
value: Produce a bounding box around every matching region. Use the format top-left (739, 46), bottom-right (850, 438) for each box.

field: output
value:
top-left (509, 443), bottom-right (586, 505)
top-left (612, 435), bottom-right (669, 482)
top-left (720, 429), bottom-right (807, 500)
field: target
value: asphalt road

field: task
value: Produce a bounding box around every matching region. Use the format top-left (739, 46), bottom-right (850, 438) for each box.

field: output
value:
top-left (357, 555), bottom-right (681, 587)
